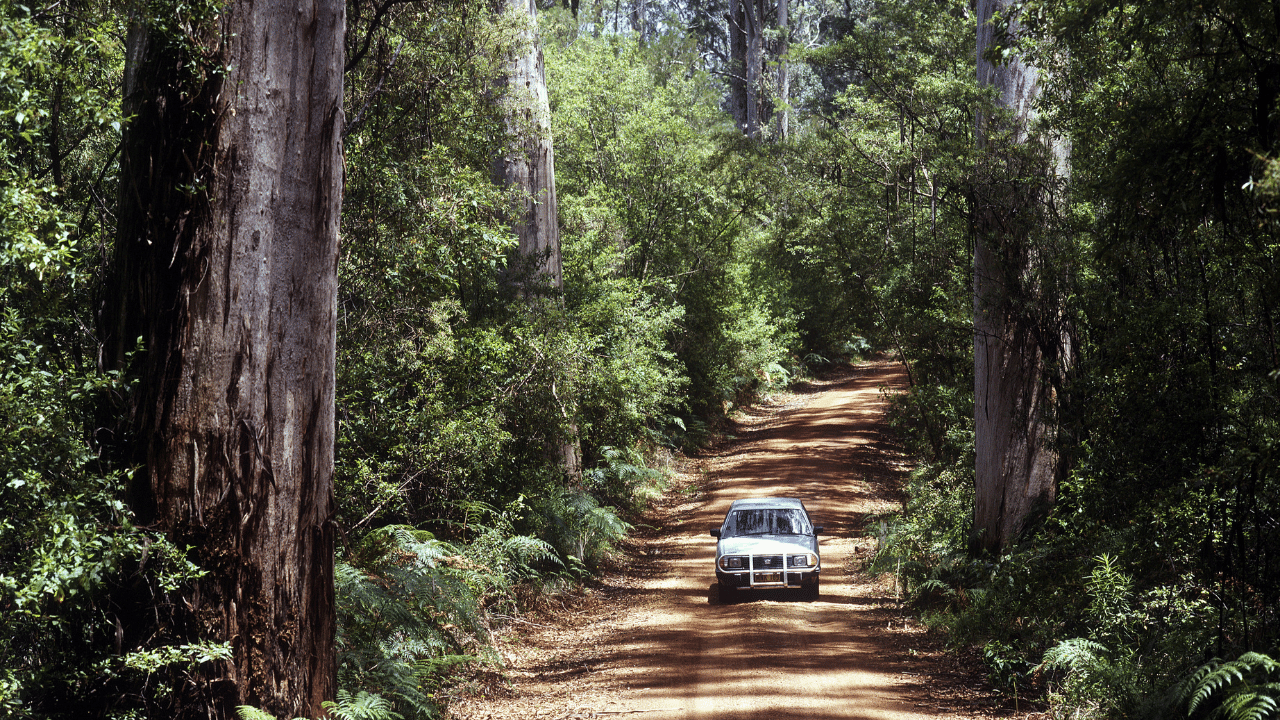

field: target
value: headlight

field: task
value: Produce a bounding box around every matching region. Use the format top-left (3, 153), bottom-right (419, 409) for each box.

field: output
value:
top-left (789, 554), bottom-right (816, 568)
top-left (719, 556), bottom-right (746, 570)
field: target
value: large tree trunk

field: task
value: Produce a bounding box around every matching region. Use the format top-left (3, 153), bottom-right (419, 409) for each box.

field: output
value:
top-left (727, 0), bottom-right (748, 133)
top-left (972, 0), bottom-right (1069, 555)
top-left (726, 0), bottom-right (769, 138)
top-left (497, 0), bottom-right (564, 292)
top-left (775, 0), bottom-right (789, 140)
top-left (743, 0), bottom-right (762, 138)
top-left (101, 0), bottom-right (343, 715)
top-left (496, 0), bottom-right (582, 481)
top-left (629, 0), bottom-right (650, 43)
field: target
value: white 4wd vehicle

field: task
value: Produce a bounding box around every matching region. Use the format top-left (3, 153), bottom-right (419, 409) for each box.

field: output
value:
top-left (710, 497), bottom-right (822, 602)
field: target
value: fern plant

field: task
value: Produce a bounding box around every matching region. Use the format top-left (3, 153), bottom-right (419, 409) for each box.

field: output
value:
top-left (530, 485), bottom-right (630, 567)
top-left (1038, 637), bottom-right (1142, 717)
top-left (236, 690), bottom-right (402, 720)
top-left (1168, 652), bottom-right (1280, 720)
top-left (582, 445), bottom-right (665, 512)
top-left (337, 526), bottom-right (494, 719)
top-left (453, 497), bottom-right (561, 601)
top-left (326, 690), bottom-right (405, 720)
top-left (336, 499), bottom-right (560, 720)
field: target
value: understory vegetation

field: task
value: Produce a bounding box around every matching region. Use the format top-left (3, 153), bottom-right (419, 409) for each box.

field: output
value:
top-left (0, 0), bottom-right (1276, 717)
top-left (864, 2), bottom-right (1280, 719)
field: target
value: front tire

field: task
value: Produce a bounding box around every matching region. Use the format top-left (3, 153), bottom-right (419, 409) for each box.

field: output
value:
top-left (718, 582), bottom-right (738, 604)
top-left (801, 578), bottom-right (820, 602)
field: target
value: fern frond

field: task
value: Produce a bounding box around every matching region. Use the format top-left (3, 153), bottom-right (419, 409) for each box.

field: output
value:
top-left (323, 689), bottom-right (404, 720)
top-left (503, 534), bottom-right (558, 567)
top-left (1188, 662), bottom-right (1251, 715)
top-left (1039, 638), bottom-right (1109, 673)
top-left (412, 653), bottom-right (477, 678)
top-left (911, 577), bottom-right (956, 606)
top-left (1217, 689), bottom-right (1278, 720)
top-left (337, 523), bottom-right (493, 719)
top-left (1175, 651), bottom-right (1280, 720)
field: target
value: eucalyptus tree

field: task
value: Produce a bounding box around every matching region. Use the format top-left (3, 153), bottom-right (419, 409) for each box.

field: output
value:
top-left (99, 0), bottom-right (344, 714)
top-left (971, 0), bottom-right (1072, 555)
top-left (725, 0), bottom-right (793, 137)
top-left (496, 0), bottom-right (583, 480)
top-left (497, 0), bottom-right (564, 293)
top-left (775, 0), bottom-right (789, 139)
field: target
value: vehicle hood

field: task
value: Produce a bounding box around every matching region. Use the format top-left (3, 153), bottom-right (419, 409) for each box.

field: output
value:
top-left (718, 535), bottom-right (816, 556)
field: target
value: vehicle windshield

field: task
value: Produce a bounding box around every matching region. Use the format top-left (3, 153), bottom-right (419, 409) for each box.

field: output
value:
top-left (722, 508), bottom-right (812, 537)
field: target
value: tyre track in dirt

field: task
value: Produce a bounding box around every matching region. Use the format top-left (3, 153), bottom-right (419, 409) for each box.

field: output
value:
top-left (450, 360), bottom-right (1017, 720)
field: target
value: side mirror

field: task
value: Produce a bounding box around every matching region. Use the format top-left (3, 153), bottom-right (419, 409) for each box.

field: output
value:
top-left (710, 529), bottom-right (721, 538)
top-left (813, 526), bottom-right (824, 535)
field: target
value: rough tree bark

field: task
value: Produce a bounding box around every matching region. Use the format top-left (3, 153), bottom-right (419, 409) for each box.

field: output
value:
top-left (100, 0), bottom-right (343, 715)
top-left (727, 0), bottom-right (748, 133)
top-left (972, 0), bottom-right (1070, 555)
top-left (743, 0), bottom-right (762, 138)
top-left (775, 0), bottom-right (789, 140)
top-left (726, 0), bottom-right (777, 139)
top-left (495, 0), bottom-right (582, 481)
top-left (497, 0), bottom-right (564, 292)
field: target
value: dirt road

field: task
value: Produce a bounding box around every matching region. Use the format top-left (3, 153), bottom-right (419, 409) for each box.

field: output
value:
top-left (451, 361), bottom-right (1000, 720)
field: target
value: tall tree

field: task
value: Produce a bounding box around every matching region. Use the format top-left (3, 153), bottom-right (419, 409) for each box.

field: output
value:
top-left (743, 0), bottom-right (763, 136)
top-left (726, 0), bottom-right (765, 136)
top-left (726, 0), bottom-right (747, 129)
top-left (496, 0), bottom-right (582, 479)
top-left (99, 0), bottom-right (344, 714)
top-left (497, 0), bottom-right (564, 291)
top-left (774, 0), bottom-right (788, 140)
top-left (971, 0), bottom-right (1071, 554)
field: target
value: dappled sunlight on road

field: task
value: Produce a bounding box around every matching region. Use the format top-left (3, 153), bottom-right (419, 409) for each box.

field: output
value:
top-left (450, 362), bottom-right (949, 720)
top-left (546, 361), bottom-right (935, 720)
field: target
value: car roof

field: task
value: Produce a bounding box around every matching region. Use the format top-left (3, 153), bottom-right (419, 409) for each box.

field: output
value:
top-left (727, 497), bottom-right (806, 511)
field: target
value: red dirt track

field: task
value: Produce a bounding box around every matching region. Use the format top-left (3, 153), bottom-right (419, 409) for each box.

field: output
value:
top-left (450, 361), bottom-right (1026, 720)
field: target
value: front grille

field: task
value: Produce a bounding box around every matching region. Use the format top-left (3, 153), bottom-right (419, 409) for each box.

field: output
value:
top-left (752, 555), bottom-right (784, 570)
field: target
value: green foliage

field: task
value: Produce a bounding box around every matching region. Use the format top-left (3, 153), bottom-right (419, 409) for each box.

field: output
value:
top-left (325, 691), bottom-right (405, 720)
top-left (4, 0), bottom-right (1271, 716)
top-left (335, 0), bottom-right (688, 548)
top-left (336, 515), bottom-right (552, 719)
top-left (1041, 638), bottom-right (1109, 675)
top-left (583, 445), bottom-right (666, 513)
top-left (0, 4), bottom-right (168, 716)
top-left (852, 0), bottom-right (1279, 717)
top-left (336, 0), bottom-right (521, 532)
top-left (331, 10), bottom-right (704, 705)
top-left (983, 640), bottom-right (1032, 697)
top-left (119, 641), bottom-right (232, 673)
top-left (773, 0), bottom-right (979, 464)
top-left (1248, 156), bottom-right (1280, 203)
top-left (0, 0), bottom-right (116, 280)
top-left (1038, 638), bottom-right (1139, 717)
top-left (871, 465), bottom-right (975, 604)
top-left (236, 690), bottom-right (404, 720)
top-left (565, 264), bottom-right (687, 455)
top-left (548, 34), bottom-right (799, 419)
top-left (523, 484), bottom-right (631, 567)
top-left (1084, 554), bottom-right (1134, 646)
top-left (1171, 653), bottom-right (1280, 720)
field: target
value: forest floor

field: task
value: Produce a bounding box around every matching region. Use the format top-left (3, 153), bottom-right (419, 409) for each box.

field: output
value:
top-left (447, 359), bottom-right (1047, 720)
